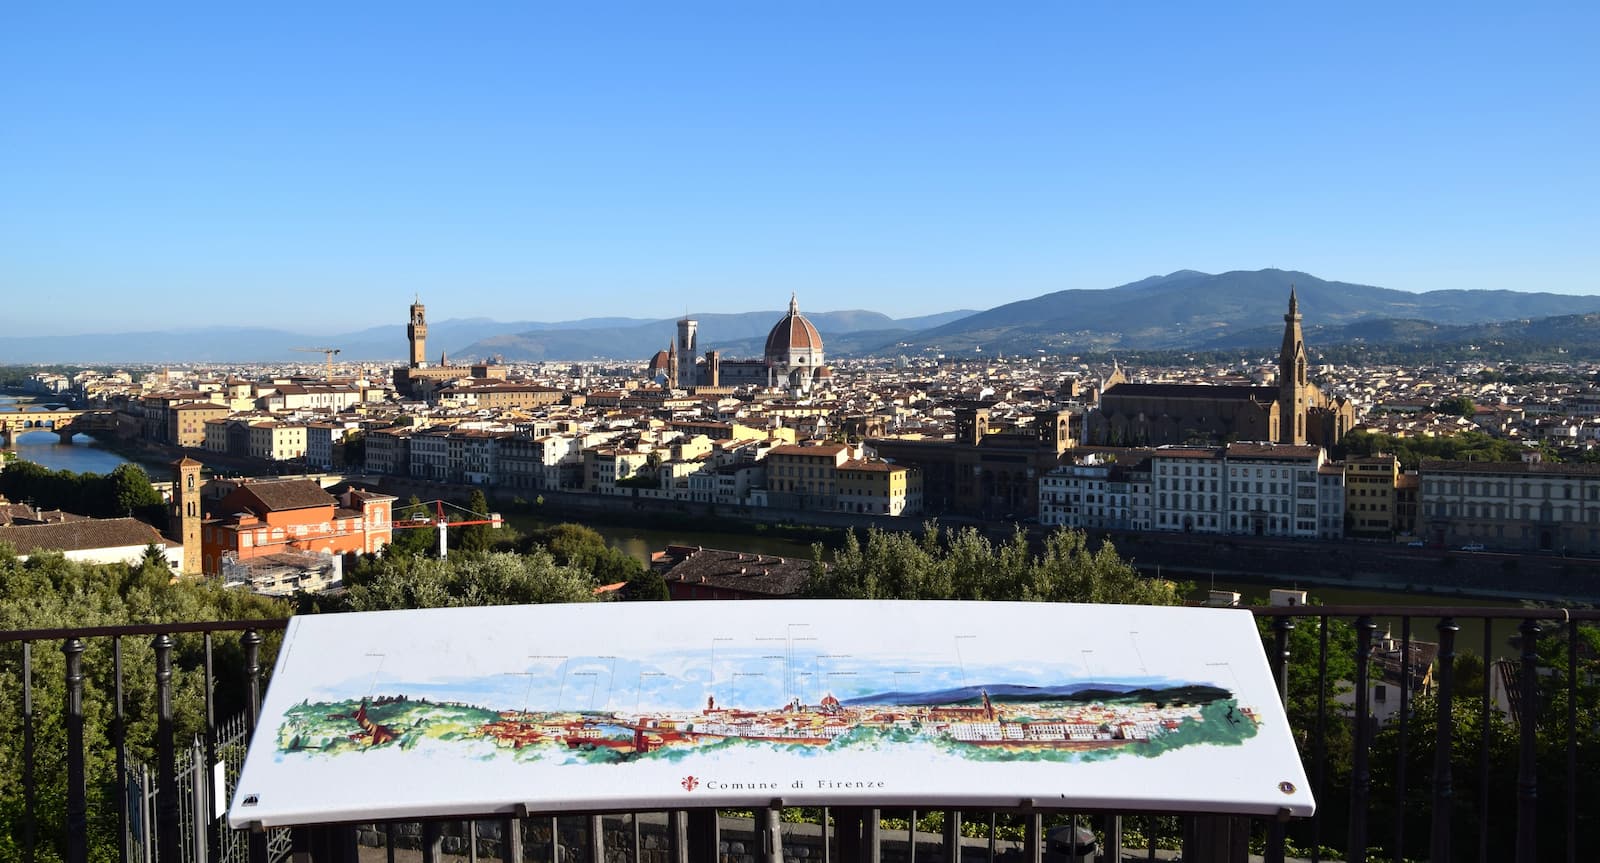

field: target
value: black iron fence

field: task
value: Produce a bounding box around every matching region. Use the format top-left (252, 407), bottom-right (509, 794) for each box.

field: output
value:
top-left (2, 606), bottom-right (1596, 863)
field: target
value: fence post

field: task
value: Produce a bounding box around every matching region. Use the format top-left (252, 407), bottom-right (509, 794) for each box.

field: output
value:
top-left (23, 641), bottom-right (35, 863)
top-left (242, 629), bottom-right (269, 863)
top-left (1348, 616), bottom-right (1376, 863)
top-left (1430, 618), bottom-right (1458, 861)
top-left (155, 634), bottom-right (181, 863)
top-left (64, 638), bottom-right (88, 863)
top-left (1515, 620), bottom-right (1540, 863)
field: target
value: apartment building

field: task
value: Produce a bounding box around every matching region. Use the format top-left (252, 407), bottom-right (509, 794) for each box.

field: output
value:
top-left (836, 459), bottom-right (921, 516)
top-left (1222, 443), bottom-right (1327, 539)
top-left (247, 422), bottom-right (307, 462)
top-left (764, 443), bottom-right (853, 510)
top-left (168, 403), bottom-right (230, 448)
top-left (1345, 454), bottom-right (1400, 539)
top-left (1419, 459), bottom-right (1600, 553)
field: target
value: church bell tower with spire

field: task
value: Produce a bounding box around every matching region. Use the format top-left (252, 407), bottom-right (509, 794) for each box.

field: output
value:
top-left (1278, 287), bottom-right (1310, 445)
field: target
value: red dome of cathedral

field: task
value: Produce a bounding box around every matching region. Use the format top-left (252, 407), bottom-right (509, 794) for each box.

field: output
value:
top-left (764, 294), bottom-right (824, 357)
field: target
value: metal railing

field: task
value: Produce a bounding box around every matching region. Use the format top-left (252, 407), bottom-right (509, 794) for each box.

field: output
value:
top-left (2, 605), bottom-right (1595, 863)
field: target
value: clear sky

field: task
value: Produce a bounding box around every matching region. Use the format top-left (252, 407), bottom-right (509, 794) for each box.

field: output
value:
top-left (2, 3), bottom-right (1596, 335)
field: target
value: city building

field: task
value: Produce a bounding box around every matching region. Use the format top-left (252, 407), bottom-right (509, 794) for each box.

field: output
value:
top-left (392, 298), bottom-right (508, 399)
top-left (1088, 291), bottom-right (1354, 447)
top-left (835, 459), bottom-right (922, 516)
top-left (199, 479), bottom-right (394, 576)
top-left (1345, 454), bottom-right (1400, 539)
top-left (870, 406), bottom-right (1075, 519)
top-left (764, 442), bottom-right (853, 510)
top-left (168, 403), bottom-right (230, 448)
top-left (1418, 459), bottom-right (1600, 553)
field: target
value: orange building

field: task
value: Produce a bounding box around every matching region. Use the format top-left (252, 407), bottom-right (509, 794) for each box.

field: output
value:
top-left (200, 479), bottom-right (395, 575)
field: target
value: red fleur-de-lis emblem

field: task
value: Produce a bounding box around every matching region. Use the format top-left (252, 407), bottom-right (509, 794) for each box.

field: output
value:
top-left (681, 775), bottom-right (699, 792)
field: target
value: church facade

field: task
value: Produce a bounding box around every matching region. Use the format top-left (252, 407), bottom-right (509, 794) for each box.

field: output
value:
top-left (1087, 290), bottom-right (1354, 448)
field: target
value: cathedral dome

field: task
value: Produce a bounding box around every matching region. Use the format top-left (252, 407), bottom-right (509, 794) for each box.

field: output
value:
top-left (764, 294), bottom-right (825, 394)
top-left (765, 294), bottom-right (824, 357)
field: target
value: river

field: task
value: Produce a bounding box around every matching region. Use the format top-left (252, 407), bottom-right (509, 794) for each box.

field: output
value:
top-left (1, 395), bottom-right (165, 476)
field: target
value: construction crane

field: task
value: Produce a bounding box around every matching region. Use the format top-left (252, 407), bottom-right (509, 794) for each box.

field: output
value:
top-left (291, 346), bottom-right (342, 381)
top-left (391, 498), bottom-right (503, 558)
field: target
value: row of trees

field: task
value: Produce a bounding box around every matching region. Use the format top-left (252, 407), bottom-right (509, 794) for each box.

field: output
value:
top-left (1336, 428), bottom-right (1533, 469)
top-left (804, 523), bottom-right (1184, 606)
top-left (0, 461), bottom-right (166, 523)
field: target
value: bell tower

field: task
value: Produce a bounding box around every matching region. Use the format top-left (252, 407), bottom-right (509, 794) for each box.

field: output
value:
top-left (1278, 287), bottom-right (1310, 445)
top-left (171, 457), bottom-right (203, 577)
top-left (408, 297), bottom-right (428, 368)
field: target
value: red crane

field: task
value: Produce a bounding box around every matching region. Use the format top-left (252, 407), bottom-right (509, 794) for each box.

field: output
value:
top-left (391, 498), bottom-right (503, 558)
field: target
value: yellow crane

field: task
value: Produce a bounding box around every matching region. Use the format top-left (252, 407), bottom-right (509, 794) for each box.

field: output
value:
top-left (291, 346), bottom-right (342, 382)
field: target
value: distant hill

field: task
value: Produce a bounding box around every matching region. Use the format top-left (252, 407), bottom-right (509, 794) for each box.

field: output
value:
top-left (901, 269), bottom-right (1600, 355)
top-left (7, 268), bottom-right (1600, 363)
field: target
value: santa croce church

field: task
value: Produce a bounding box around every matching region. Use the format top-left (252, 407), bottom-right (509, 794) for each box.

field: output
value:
top-left (1085, 289), bottom-right (1354, 447)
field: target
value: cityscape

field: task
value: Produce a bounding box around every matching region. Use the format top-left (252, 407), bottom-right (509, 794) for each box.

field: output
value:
top-left (10, 279), bottom-right (1600, 593)
top-left (3, 4), bottom-right (1597, 862)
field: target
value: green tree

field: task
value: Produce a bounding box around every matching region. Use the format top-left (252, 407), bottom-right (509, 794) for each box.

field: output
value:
top-left (531, 523), bottom-right (645, 584)
top-left (456, 489), bottom-right (497, 553)
top-left (108, 463), bottom-right (164, 522)
top-left (344, 550), bottom-right (601, 610)
top-left (1434, 395), bottom-right (1477, 416)
top-left (0, 546), bottom-right (286, 862)
top-left (623, 569), bottom-right (671, 601)
top-left (387, 495), bottom-right (435, 557)
top-left (803, 523), bottom-right (1183, 606)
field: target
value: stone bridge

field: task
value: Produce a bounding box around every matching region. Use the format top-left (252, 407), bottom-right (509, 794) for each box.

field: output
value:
top-left (0, 408), bottom-right (118, 446)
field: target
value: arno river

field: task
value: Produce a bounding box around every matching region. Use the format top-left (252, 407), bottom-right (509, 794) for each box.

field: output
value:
top-left (1, 395), bottom-right (168, 476)
top-left (4, 393), bottom-right (1523, 656)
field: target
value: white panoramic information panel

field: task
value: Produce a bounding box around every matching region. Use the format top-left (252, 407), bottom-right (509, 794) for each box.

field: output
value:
top-left (228, 600), bottom-right (1314, 827)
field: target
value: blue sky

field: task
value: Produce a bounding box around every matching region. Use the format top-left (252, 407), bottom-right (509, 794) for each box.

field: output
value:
top-left (3, 3), bottom-right (1596, 335)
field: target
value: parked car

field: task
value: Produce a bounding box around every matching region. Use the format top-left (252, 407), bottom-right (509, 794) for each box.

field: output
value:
top-left (1406, 540), bottom-right (1425, 548)
top-left (1461, 543), bottom-right (1486, 552)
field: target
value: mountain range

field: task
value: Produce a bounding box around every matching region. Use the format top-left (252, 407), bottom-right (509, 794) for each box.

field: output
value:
top-left (5, 269), bottom-right (1600, 364)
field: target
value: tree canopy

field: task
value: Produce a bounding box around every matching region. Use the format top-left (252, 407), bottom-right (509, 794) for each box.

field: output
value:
top-left (0, 461), bottom-right (166, 523)
top-left (1336, 429), bottom-right (1530, 469)
top-left (341, 549), bottom-right (602, 611)
top-left (804, 523), bottom-right (1184, 606)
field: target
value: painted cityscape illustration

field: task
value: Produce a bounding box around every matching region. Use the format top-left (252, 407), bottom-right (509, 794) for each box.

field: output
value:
top-left (272, 638), bottom-right (1261, 765)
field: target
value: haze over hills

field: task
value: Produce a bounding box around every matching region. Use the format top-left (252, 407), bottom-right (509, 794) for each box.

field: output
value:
top-left (4, 269), bottom-right (1600, 364)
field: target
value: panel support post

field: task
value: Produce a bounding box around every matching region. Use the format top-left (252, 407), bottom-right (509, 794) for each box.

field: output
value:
top-left (422, 822), bottom-right (444, 863)
top-left (501, 816), bottom-right (522, 863)
top-left (762, 805), bottom-right (785, 863)
top-left (686, 809), bottom-right (719, 862)
top-left (941, 810), bottom-right (962, 863)
top-left (668, 811), bottom-right (689, 863)
top-left (1182, 816), bottom-right (1250, 863)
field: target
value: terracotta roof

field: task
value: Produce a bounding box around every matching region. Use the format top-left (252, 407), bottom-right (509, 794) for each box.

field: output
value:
top-left (0, 517), bottom-right (167, 555)
top-left (1225, 443), bottom-right (1323, 459)
top-left (237, 479), bottom-right (337, 513)
top-left (1104, 382), bottom-right (1277, 401)
top-left (768, 443), bottom-right (849, 457)
top-left (1421, 459), bottom-right (1600, 476)
top-left (657, 546), bottom-right (813, 597)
